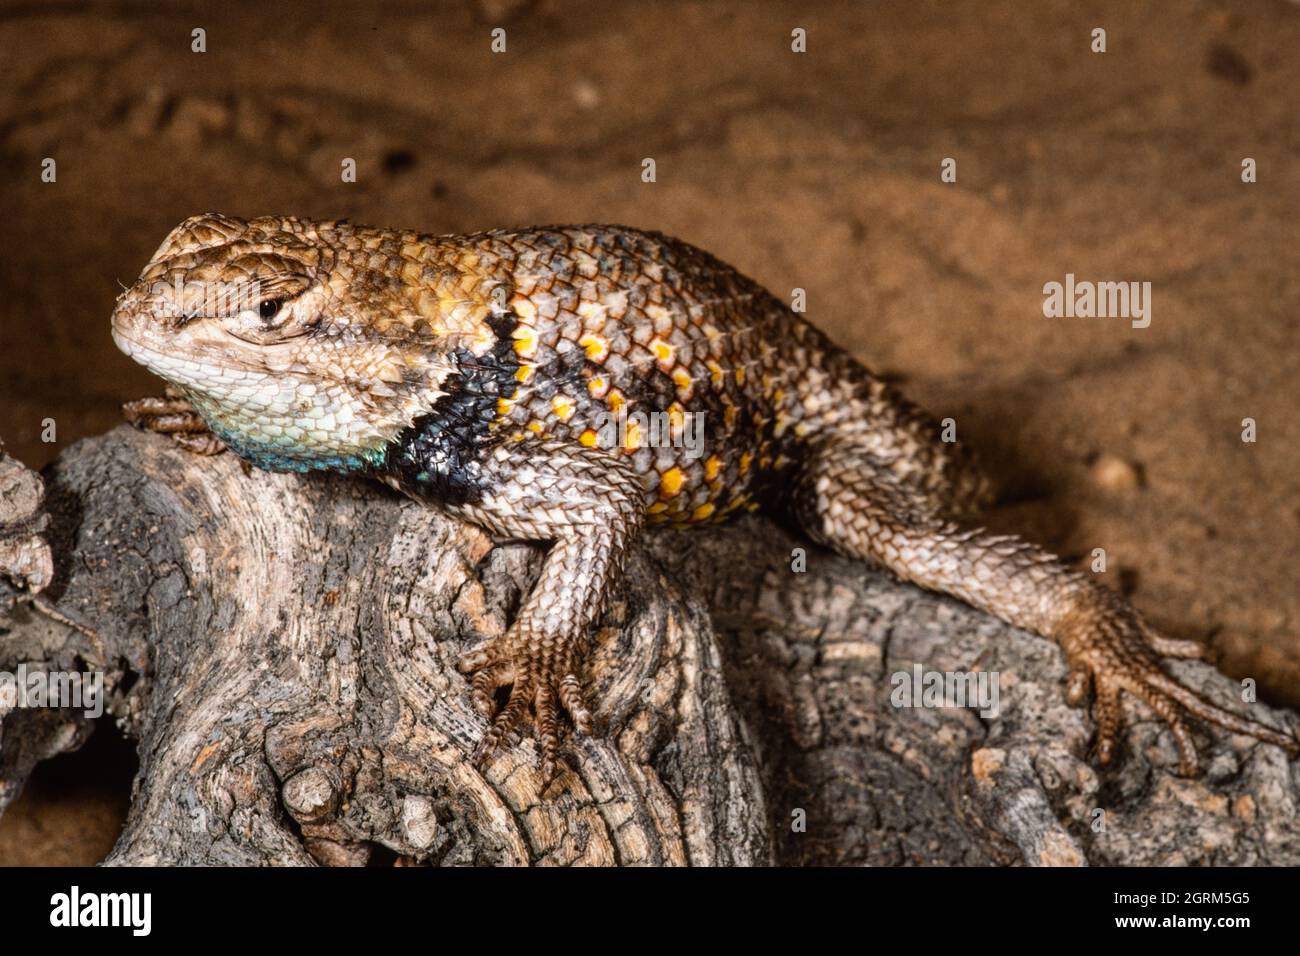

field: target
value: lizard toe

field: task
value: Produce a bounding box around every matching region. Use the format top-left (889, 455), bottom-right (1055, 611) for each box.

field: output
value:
top-left (469, 662), bottom-right (515, 716)
top-left (1064, 666), bottom-right (1093, 708)
top-left (1129, 678), bottom-right (1201, 776)
top-left (458, 641), bottom-right (511, 675)
top-left (534, 685), bottom-right (563, 782)
top-left (473, 675), bottom-right (533, 764)
top-left (1141, 626), bottom-right (1207, 660)
top-left (558, 673), bottom-right (594, 735)
top-left (173, 433), bottom-right (227, 456)
top-left (1091, 683), bottom-right (1123, 767)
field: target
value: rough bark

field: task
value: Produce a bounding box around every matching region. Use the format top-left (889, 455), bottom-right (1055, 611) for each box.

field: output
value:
top-left (0, 427), bottom-right (1296, 866)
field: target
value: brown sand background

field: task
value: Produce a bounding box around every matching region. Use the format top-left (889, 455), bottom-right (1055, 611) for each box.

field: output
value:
top-left (1, 0), bottom-right (1297, 864)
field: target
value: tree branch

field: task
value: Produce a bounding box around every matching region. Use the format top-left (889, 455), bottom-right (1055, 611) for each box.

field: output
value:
top-left (1, 427), bottom-right (1296, 865)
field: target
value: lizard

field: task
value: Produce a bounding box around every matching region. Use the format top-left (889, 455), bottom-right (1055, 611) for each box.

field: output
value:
top-left (110, 213), bottom-right (1299, 781)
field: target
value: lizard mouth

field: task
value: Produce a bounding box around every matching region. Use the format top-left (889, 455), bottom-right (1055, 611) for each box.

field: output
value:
top-left (112, 325), bottom-right (253, 397)
top-left (110, 324), bottom-right (151, 361)
top-left (111, 326), bottom-right (182, 367)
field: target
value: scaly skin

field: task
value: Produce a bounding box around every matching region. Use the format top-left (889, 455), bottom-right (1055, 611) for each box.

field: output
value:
top-left (111, 213), bottom-right (1298, 780)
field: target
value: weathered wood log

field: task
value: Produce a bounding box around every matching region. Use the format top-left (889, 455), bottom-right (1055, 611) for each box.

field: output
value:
top-left (0, 427), bottom-right (1297, 865)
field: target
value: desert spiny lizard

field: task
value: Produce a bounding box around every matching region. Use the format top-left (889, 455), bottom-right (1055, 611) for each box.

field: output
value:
top-left (110, 213), bottom-right (1299, 780)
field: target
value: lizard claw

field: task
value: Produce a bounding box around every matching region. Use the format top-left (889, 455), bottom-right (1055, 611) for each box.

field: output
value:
top-left (462, 640), bottom-right (594, 780)
top-left (1057, 594), bottom-right (1299, 776)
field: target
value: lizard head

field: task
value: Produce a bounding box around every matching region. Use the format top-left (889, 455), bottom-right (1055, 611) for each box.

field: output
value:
top-left (111, 213), bottom-right (490, 473)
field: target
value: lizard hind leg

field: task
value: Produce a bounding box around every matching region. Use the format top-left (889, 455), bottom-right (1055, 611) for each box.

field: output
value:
top-left (790, 436), bottom-right (1299, 775)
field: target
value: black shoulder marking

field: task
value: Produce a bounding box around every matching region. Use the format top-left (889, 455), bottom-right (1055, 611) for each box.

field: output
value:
top-left (382, 313), bottom-right (520, 505)
top-left (484, 309), bottom-right (515, 340)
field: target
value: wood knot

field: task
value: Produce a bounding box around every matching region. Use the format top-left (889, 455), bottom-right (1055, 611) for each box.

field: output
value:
top-left (281, 766), bottom-right (340, 823)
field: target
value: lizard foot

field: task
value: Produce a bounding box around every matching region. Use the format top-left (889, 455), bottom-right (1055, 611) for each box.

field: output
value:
top-left (458, 642), bottom-right (594, 781)
top-left (123, 386), bottom-right (226, 456)
top-left (1056, 592), bottom-right (1299, 776)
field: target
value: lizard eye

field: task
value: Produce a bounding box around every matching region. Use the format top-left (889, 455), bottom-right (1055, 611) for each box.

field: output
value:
top-left (219, 267), bottom-right (316, 344)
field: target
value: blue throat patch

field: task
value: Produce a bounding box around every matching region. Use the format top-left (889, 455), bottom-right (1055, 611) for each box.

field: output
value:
top-left (206, 417), bottom-right (387, 475)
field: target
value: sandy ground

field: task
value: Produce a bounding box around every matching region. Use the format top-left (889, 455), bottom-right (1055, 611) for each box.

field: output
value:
top-left (1, 0), bottom-right (1297, 864)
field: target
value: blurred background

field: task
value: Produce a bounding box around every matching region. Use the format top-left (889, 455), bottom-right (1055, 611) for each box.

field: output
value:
top-left (1, 0), bottom-right (1298, 864)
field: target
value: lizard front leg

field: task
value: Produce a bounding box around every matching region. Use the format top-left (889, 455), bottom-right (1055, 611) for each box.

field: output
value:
top-left (123, 385), bottom-right (226, 455)
top-left (439, 438), bottom-right (646, 779)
